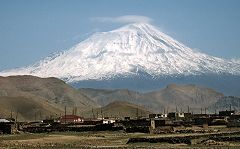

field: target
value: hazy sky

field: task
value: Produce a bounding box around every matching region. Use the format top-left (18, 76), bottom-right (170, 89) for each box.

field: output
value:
top-left (0, 0), bottom-right (240, 70)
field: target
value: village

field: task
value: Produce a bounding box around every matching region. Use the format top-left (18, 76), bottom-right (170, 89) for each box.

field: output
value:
top-left (1, 106), bottom-right (240, 148)
top-left (1, 108), bottom-right (240, 133)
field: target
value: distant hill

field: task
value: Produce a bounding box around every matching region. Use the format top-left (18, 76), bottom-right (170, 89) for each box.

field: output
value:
top-left (0, 75), bottom-right (99, 121)
top-left (143, 84), bottom-right (224, 113)
top-left (208, 96), bottom-right (240, 112)
top-left (79, 88), bottom-right (140, 106)
top-left (82, 101), bottom-right (151, 119)
top-left (79, 84), bottom-right (224, 113)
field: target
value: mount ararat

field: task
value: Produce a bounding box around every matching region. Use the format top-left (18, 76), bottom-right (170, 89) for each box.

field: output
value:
top-left (0, 23), bottom-right (240, 95)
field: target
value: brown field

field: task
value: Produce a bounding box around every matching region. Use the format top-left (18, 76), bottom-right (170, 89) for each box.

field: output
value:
top-left (1, 127), bottom-right (240, 149)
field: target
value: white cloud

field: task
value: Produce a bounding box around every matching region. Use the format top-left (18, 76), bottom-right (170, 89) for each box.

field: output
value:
top-left (231, 58), bottom-right (240, 64)
top-left (91, 15), bottom-right (153, 24)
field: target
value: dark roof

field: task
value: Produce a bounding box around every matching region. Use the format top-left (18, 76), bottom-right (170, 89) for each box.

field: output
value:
top-left (60, 115), bottom-right (83, 119)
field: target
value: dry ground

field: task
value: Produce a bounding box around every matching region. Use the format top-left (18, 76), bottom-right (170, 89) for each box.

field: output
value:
top-left (1, 129), bottom-right (240, 149)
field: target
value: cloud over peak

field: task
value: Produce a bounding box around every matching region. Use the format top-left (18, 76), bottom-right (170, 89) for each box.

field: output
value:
top-left (91, 15), bottom-right (153, 24)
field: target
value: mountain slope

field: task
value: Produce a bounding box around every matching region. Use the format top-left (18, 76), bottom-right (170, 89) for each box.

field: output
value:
top-left (79, 84), bottom-right (224, 113)
top-left (143, 84), bottom-right (224, 112)
top-left (82, 101), bottom-right (151, 119)
top-left (0, 75), bottom-right (99, 120)
top-left (208, 96), bottom-right (240, 112)
top-left (0, 23), bottom-right (239, 82)
top-left (0, 96), bottom-right (62, 121)
top-left (79, 88), bottom-right (141, 106)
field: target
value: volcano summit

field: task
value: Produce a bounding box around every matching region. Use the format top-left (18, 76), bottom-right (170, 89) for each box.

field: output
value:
top-left (1, 23), bottom-right (240, 95)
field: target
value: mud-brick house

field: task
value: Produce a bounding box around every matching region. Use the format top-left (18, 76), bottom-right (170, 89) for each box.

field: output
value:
top-left (59, 115), bottom-right (84, 124)
top-left (103, 118), bottom-right (116, 124)
top-left (193, 117), bottom-right (211, 125)
top-left (219, 110), bottom-right (235, 117)
top-left (149, 113), bottom-right (168, 119)
top-left (0, 119), bottom-right (15, 134)
top-left (228, 119), bottom-right (240, 127)
top-left (150, 118), bottom-right (174, 134)
top-left (229, 114), bottom-right (240, 120)
top-left (118, 118), bottom-right (150, 133)
top-left (150, 118), bottom-right (173, 129)
top-left (168, 112), bottom-right (185, 120)
top-left (149, 114), bottom-right (157, 119)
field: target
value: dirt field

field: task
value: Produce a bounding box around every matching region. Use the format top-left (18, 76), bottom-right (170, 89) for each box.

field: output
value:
top-left (1, 130), bottom-right (240, 149)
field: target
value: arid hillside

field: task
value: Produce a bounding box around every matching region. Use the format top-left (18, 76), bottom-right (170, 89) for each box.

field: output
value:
top-left (82, 101), bottom-right (151, 119)
top-left (80, 84), bottom-right (224, 113)
top-left (0, 75), bottom-right (99, 121)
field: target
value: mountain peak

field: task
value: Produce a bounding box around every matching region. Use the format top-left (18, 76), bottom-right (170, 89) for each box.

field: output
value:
top-left (0, 23), bottom-right (240, 82)
top-left (113, 23), bottom-right (155, 32)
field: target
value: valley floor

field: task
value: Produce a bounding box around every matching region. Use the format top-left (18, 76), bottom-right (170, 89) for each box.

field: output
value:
top-left (1, 128), bottom-right (240, 149)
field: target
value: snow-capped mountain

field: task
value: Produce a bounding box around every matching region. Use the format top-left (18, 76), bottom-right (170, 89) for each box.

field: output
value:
top-left (0, 23), bottom-right (240, 83)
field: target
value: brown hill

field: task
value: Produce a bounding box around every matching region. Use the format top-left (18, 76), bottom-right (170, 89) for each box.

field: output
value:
top-left (0, 75), bottom-right (99, 121)
top-left (79, 88), bottom-right (140, 106)
top-left (0, 96), bottom-right (62, 121)
top-left (82, 101), bottom-right (152, 119)
top-left (143, 84), bottom-right (224, 112)
top-left (208, 96), bottom-right (240, 112)
top-left (79, 84), bottom-right (224, 113)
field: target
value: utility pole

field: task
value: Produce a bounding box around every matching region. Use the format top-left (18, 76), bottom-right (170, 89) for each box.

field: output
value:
top-left (238, 100), bottom-right (240, 109)
top-left (135, 91), bottom-right (139, 119)
top-left (64, 106), bottom-right (67, 124)
top-left (75, 107), bottom-right (77, 115)
top-left (96, 110), bottom-right (98, 119)
top-left (10, 109), bottom-right (13, 119)
top-left (136, 107), bottom-right (139, 119)
top-left (10, 109), bottom-right (12, 119)
top-left (101, 107), bottom-right (103, 120)
top-left (92, 108), bottom-right (95, 119)
top-left (40, 111), bottom-right (42, 120)
top-left (15, 110), bottom-right (18, 123)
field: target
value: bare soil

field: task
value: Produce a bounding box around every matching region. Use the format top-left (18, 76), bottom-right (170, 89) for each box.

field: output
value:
top-left (1, 129), bottom-right (240, 149)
